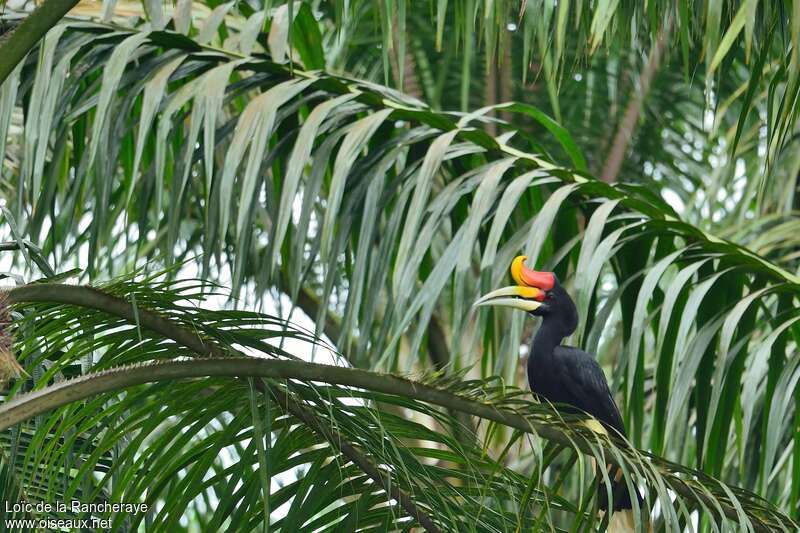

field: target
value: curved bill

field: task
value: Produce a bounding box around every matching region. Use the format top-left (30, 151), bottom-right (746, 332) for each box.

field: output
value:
top-left (473, 285), bottom-right (544, 312)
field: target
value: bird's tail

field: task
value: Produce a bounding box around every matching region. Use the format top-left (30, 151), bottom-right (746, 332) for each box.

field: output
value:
top-left (597, 466), bottom-right (650, 533)
top-left (607, 509), bottom-right (637, 533)
top-left (591, 457), bottom-right (649, 531)
top-left (584, 420), bottom-right (650, 532)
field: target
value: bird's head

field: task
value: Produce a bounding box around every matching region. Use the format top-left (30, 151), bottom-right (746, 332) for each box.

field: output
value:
top-left (474, 256), bottom-right (578, 334)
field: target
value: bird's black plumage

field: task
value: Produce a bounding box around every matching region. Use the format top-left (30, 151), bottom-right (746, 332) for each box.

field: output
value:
top-left (528, 345), bottom-right (626, 436)
top-left (526, 278), bottom-right (638, 512)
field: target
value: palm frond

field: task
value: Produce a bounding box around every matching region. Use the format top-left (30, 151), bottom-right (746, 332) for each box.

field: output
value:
top-left (1, 4), bottom-right (800, 528)
top-left (0, 277), bottom-right (795, 531)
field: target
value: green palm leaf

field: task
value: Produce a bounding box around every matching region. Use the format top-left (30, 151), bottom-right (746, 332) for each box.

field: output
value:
top-left (0, 278), bottom-right (794, 531)
top-left (0, 3), bottom-right (799, 530)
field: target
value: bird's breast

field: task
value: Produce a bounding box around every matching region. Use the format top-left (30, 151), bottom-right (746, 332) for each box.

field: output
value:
top-left (527, 366), bottom-right (568, 405)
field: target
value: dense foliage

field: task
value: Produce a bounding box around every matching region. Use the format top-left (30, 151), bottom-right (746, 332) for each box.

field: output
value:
top-left (0, 1), bottom-right (799, 531)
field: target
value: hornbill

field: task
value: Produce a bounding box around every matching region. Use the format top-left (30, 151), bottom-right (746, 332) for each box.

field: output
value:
top-left (475, 256), bottom-right (645, 532)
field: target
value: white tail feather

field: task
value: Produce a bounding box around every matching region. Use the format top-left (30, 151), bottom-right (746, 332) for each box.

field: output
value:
top-left (607, 510), bottom-right (636, 533)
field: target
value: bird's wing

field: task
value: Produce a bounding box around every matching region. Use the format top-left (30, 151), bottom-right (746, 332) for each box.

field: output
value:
top-left (555, 346), bottom-right (626, 436)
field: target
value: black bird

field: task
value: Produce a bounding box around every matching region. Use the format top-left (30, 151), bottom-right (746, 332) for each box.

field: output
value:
top-left (474, 255), bottom-right (645, 532)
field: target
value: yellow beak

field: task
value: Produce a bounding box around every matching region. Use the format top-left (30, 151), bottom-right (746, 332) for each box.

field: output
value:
top-left (473, 285), bottom-right (544, 313)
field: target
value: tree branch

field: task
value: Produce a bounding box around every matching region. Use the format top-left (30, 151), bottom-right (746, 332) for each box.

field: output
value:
top-left (271, 387), bottom-right (441, 533)
top-left (599, 21), bottom-right (671, 183)
top-left (275, 269), bottom-right (343, 346)
top-left (3, 283), bottom-right (794, 532)
top-left (0, 0), bottom-right (80, 85)
top-left (0, 356), bottom-right (570, 442)
top-left (4, 283), bottom-right (438, 530)
top-left (0, 357), bottom-right (791, 533)
top-left (6, 283), bottom-right (227, 358)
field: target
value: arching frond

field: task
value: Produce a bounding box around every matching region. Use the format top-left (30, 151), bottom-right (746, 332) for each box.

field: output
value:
top-left (0, 5), bottom-right (799, 529)
top-left (0, 278), bottom-right (795, 531)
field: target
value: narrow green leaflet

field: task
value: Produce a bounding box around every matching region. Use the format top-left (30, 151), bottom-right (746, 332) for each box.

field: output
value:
top-left (218, 78), bottom-right (316, 251)
top-left (271, 92), bottom-right (360, 274)
top-left (393, 129), bottom-right (459, 295)
top-left (318, 108), bottom-right (393, 262)
top-left (87, 31), bottom-right (151, 173)
top-left (131, 55), bottom-right (186, 201)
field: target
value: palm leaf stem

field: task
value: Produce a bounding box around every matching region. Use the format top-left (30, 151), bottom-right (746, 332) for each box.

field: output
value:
top-left (0, 0), bottom-right (79, 84)
top-left (0, 282), bottom-right (795, 532)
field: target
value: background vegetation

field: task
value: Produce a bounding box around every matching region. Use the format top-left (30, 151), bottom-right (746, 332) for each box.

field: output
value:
top-left (0, 0), bottom-right (799, 531)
